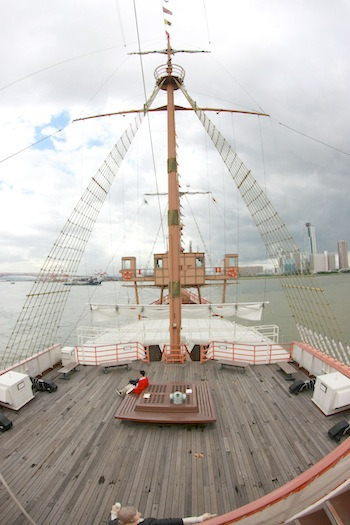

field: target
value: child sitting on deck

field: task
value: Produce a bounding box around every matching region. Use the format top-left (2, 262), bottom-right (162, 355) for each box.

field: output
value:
top-left (116, 370), bottom-right (149, 396)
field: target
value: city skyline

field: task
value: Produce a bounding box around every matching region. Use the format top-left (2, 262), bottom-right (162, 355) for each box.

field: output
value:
top-left (302, 223), bottom-right (349, 272)
top-left (1, 234), bottom-right (349, 278)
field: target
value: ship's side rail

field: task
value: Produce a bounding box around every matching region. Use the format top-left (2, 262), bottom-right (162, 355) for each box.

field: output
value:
top-left (292, 341), bottom-right (350, 379)
top-left (201, 340), bottom-right (350, 382)
top-left (206, 438), bottom-right (350, 525)
top-left (0, 344), bottom-right (61, 377)
top-left (200, 340), bottom-right (292, 365)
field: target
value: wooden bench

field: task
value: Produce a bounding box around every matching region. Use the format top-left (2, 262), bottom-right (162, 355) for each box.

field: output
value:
top-left (101, 361), bottom-right (132, 374)
top-left (277, 361), bottom-right (297, 380)
top-left (218, 359), bottom-right (250, 373)
top-left (58, 362), bottom-right (79, 379)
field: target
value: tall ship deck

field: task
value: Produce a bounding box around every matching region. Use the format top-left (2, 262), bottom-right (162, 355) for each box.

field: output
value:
top-left (1, 2), bottom-right (350, 524)
top-left (1, 360), bottom-right (348, 525)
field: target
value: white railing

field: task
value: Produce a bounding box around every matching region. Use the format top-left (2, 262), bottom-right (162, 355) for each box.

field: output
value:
top-left (76, 341), bottom-right (149, 365)
top-left (201, 340), bottom-right (291, 364)
top-left (77, 325), bottom-right (111, 346)
top-left (252, 324), bottom-right (279, 343)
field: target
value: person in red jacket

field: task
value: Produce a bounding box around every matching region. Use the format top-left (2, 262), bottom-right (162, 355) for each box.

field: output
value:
top-left (109, 502), bottom-right (216, 525)
top-left (116, 370), bottom-right (149, 396)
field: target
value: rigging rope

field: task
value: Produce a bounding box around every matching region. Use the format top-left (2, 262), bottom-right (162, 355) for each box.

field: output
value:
top-left (0, 472), bottom-right (38, 525)
top-left (115, 0), bottom-right (127, 50)
top-left (179, 81), bottom-right (349, 365)
top-left (278, 121), bottom-right (350, 157)
top-left (257, 116), bottom-right (269, 310)
top-left (202, 0), bottom-right (212, 46)
top-left (184, 194), bottom-right (212, 266)
top-left (0, 85), bottom-right (160, 368)
top-left (144, 202), bottom-right (168, 272)
top-left (133, 0), bottom-right (167, 250)
top-left (204, 132), bottom-right (213, 273)
top-left (0, 56), bottom-right (130, 166)
top-left (0, 46), bottom-right (121, 94)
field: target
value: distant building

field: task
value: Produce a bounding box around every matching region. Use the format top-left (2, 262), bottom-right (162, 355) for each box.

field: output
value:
top-left (283, 258), bottom-right (296, 274)
top-left (310, 253), bottom-right (328, 273)
top-left (277, 251), bottom-right (309, 274)
top-left (293, 251), bottom-right (309, 273)
top-left (327, 253), bottom-right (337, 272)
top-left (239, 266), bottom-right (264, 277)
top-left (305, 223), bottom-right (317, 254)
top-left (337, 240), bottom-right (349, 270)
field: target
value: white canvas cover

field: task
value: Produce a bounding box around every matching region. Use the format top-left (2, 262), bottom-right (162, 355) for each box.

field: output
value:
top-left (90, 302), bottom-right (265, 322)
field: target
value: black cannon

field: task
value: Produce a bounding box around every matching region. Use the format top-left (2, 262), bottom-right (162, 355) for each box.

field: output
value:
top-left (0, 413), bottom-right (12, 432)
top-left (328, 420), bottom-right (350, 442)
top-left (289, 378), bottom-right (316, 395)
top-left (30, 377), bottom-right (57, 393)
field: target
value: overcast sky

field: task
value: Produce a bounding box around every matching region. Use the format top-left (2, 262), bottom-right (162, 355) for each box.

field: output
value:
top-left (0, 0), bottom-right (349, 275)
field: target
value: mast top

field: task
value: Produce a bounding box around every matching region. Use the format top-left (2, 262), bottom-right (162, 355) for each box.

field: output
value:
top-left (129, 34), bottom-right (208, 90)
top-left (127, 33), bottom-right (209, 58)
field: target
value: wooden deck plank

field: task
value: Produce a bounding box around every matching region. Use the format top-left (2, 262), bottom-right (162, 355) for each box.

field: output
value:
top-left (139, 426), bottom-right (162, 514)
top-left (203, 429), bottom-right (219, 515)
top-left (0, 361), bottom-right (348, 525)
top-left (142, 426), bottom-right (165, 515)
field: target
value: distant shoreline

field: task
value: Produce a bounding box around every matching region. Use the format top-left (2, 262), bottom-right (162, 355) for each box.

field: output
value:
top-left (1, 270), bottom-right (349, 283)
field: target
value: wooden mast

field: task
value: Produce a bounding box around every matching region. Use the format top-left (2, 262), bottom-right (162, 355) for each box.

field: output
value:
top-left (165, 35), bottom-right (182, 356)
top-left (75, 39), bottom-right (243, 361)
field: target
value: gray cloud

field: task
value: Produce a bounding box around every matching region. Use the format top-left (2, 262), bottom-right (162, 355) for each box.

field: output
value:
top-left (0, 0), bottom-right (349, 274)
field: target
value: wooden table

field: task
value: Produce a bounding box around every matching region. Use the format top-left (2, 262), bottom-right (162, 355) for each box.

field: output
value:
top-left (115, 381), bottom-right (216, 424)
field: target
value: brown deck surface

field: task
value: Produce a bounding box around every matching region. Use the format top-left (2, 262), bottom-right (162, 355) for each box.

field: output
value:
top-left (0, 360), bottom-right (349, 525)
top-left (115, 381), bottom-right (216, 423)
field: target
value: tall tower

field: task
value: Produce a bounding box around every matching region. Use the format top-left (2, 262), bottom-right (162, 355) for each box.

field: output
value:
top-left (305, 222), bottom-right (317, 254)
top-left (337, 239), bottom-right (349, 269)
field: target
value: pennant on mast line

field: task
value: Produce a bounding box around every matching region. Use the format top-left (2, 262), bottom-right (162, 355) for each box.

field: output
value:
top-left (162, 0), bottom-right (173, 37)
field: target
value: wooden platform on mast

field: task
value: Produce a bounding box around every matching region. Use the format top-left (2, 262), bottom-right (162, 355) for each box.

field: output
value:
top-left (115, 381), bottom-right (216, 424)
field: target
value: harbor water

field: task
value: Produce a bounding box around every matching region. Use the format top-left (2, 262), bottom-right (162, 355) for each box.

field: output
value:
top-left (0, 274), bottom-right (349, 355)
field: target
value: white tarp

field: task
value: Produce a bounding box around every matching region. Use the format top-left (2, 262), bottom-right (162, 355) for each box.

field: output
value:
top-left (90, 302), bottom-right (265, 322)
top-left (235, 303), bottom-right (265, 321)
